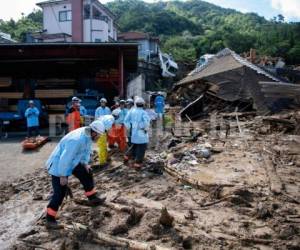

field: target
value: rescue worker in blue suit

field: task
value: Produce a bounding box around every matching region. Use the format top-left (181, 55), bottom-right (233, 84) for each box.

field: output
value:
top-left (154, 92), bottom-right (165, 118)
top-left (126, 98), bottom-right (134, 110)
top-left (45, 120), bottom-right (110, 229)
top-left (125, 98), bottom-right (135, 146)
top-left (95, 98), bottom-right (111, 119)
top-left (24, 100), bottom-right (40, 137)
top-left (114, 100), bottom-right (128, 125)
top-left (124, 97), bottom-right (150, 169)
top-left (80, 105), bottom-right (87, 116)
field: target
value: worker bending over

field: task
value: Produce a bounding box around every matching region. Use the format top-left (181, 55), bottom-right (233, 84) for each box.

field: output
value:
top-left (124, 97), bottom-right (150, 169)
top-left (45, 120), bottom-right (109, 229)
top-left (108, 100), bottom-right (128, 152)
top-left (66, 97), bottom-right (81, 132)
top-left (95, 98), bottom-right (111, 119)
top-left (25, 100), bottom-right (40, 137)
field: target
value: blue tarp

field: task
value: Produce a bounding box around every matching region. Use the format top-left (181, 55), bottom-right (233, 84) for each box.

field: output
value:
top-left (0, 112), bottom-right (21, 121)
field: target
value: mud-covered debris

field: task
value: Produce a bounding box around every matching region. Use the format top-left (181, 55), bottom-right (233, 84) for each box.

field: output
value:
top-left (279, 225), bottom-right (298, 240)
top-left (185, 210), bottom-right (196, 220)
top-left (102, 210), bottom-right (112, 218)
top-left (150, 223), bottom-right (164, 235)
top-left (126, 207), bottom-right (144, 226)
top-left (256, 202), bottom-right (273, 219)
top-left (17, 229), bottom-right (38, 239)
top-left (111, 223), bottom-right (129, 235)
top-left (159, 207), bottom-right (174, 227)
top-left (286, 239), bottom-right (300, 250)
top-left (60, 238), bottom-right (80, 250)
top-left (168, 138), bottom-right (182, 149)
top-left (182, 236), bottom-right (193, 249)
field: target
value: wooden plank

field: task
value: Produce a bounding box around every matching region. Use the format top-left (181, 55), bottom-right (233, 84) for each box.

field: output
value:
top-left (35, 89), bottom-right (75, 98)
top-left (47, 105), bottom-right (66, 111)
top-left (0, 92), bottom-right (23, 99)
top-left (262, 155), bottom-right (283, 195)
top-left (0, 78), bottom-right (12, 87)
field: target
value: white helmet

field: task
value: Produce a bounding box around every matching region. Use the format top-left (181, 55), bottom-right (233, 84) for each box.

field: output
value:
top-left (98, 115), bottom-right (114, 130)
top-left (126, 98), bottom-right (134, 104)
top-left (100, 98), bottom-right (107, 103)
top-left (135, 97), bottom-right (145, 105)
top-left (90, 120), bottom-right (105, 134)
top-left (112, 108), bottom-right (121, 117)
top-left (72, 96), bottom-right (81, 102)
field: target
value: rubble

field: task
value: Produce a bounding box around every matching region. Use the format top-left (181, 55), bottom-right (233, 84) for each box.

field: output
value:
top-left (1, 108), bottom-right (300, 249)
top-left (170, 48), bottom-right (300, 119)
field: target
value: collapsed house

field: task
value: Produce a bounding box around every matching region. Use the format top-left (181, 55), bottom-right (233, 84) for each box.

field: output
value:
top-left (171, 48), bottom-right (296, 119)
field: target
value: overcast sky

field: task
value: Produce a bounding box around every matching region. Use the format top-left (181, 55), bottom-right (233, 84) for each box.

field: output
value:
top-left (0, 0), bottom-right (299, 22)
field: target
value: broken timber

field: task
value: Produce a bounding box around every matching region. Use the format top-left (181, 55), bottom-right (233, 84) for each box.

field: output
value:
top-left (262, 154), bottom-right (283, 195)
top-left (68, 223), bottom-right (171, 250)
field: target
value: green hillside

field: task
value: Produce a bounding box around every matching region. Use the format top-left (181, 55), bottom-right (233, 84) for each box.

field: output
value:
top-left (0, 0), bottom-right (299, 64)
top-left (107, 0), bottom-right (300, 64)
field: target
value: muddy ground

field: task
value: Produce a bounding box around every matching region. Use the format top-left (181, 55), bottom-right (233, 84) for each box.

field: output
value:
top-left (0, 113), bottom-right (299, 250)
top-left (0, 139), bottom-right (58, 183)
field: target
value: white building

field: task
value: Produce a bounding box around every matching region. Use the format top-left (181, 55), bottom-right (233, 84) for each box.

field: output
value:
top-left (118, 32), bottom-right (159, 61)
top-left (34, 0), bottom-right (118, 43)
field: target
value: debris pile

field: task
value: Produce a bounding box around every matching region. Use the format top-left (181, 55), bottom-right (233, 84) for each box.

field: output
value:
top-left (1, 107), bottom-right (299, 250)
top-left (170, 48), bottom-right (300, 119)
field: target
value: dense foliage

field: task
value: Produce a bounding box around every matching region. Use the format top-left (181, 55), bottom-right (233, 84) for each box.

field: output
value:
top-left (0, 10), bottom-right (42, 42)
top-left (108, 0), bottom-right (300, 64)
top-left (0, 0), bottom-right (299, 64)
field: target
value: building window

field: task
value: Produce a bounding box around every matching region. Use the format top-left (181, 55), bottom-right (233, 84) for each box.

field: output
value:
top-left (93, 7), bottom-right (101, 20)
top-left (84, 5), bottom-right (90, 19)
top-left (59, 10), bottom-right (72, 22)
top-left (95, 38), bottom-right (101, 42)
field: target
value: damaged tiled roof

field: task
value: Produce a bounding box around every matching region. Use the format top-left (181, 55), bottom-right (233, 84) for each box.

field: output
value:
top-left (32, 32), bottom-right (72, 40)
top-left (176, 48), bottom-right (281, 86)
top-left (118, 32), bottom-right (159, 42)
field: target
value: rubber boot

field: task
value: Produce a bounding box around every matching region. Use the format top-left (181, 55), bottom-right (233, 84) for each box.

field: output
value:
top-left (45, 214), bottom-right (63, 230)
top-left (88, 194), bottom-right (106, 206)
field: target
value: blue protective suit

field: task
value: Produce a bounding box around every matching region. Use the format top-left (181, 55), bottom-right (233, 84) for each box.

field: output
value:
top-left (154, 95), bottom-right (165, 114)
top-left (46, 127), bottom-right (92, 177)
top-left (95, 106), bottom-right (111, 119)
top-left (24, 107), bottom-right (40, 127)
top-left (124, 107), bottom-right (150, 144)
top-left (80, 106), bottom-right (87, 116)
top-left (115, 108), bottom-right (128, 125)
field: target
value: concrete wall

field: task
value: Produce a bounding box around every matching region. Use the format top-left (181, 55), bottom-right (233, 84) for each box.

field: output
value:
top-left (43, 3), bottom-right (72, 35)
top-left (127, 74), bottom-right (146, 100)
top-left (83, 19), bottom-right (109, 42)
top-left (41, 0), bottom-right (117, 42)
top-left (43, 37), bottom-right (72, 42)
top-left (138, 40), bottom-right (159, 60)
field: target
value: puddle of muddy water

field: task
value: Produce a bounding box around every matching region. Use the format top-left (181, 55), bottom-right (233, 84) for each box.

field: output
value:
top-left (0, 192), bottom-right (47, 249)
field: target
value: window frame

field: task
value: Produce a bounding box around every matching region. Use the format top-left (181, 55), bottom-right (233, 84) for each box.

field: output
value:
top-left (59, 10), bottom-right (72, 22)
